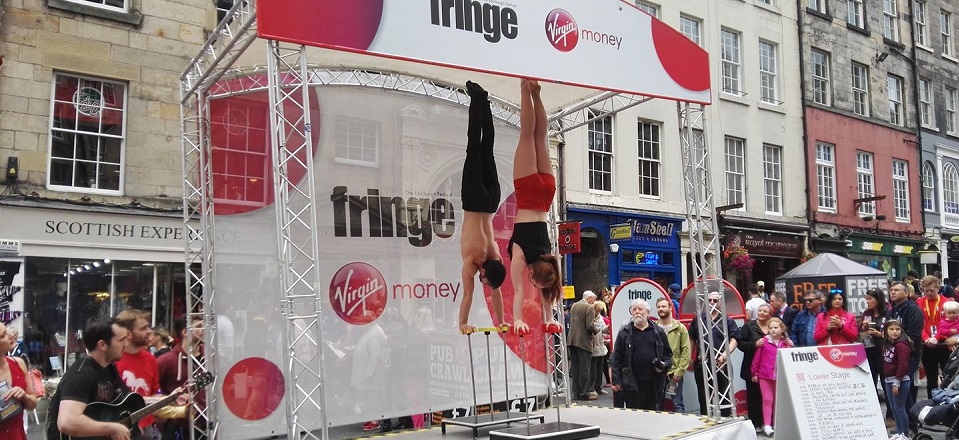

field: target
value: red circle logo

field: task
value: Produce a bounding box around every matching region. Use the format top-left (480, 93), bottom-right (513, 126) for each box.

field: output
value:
top-left (545, 9), bottom-right (578, 52)
top-left (222, 357), bottom-right (285, 421)
top-left (329, 262), bottom-right (388, 325)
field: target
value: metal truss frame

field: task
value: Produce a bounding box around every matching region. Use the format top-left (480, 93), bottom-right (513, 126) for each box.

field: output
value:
top-left (677, 103), bottom-right (735, 421)
top-left (266, 42), bottom-right (328, 440)
top-left (180, 0), bottom-right (724, 435)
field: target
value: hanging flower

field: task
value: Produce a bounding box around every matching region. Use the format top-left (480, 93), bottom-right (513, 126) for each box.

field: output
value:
top-left (800, 250), bottom-right (816, 264)
top-left (722, 244), bottom-right (755, 277)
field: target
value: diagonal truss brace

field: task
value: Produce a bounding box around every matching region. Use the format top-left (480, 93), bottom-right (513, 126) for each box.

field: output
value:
top-left (677, 102), bottom-right (736, 421)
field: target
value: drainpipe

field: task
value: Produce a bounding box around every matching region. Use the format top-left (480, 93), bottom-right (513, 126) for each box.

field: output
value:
top-left (906, 0), bottom-right (927, 273)
top-left (795, 2), bottom-right (814, 250)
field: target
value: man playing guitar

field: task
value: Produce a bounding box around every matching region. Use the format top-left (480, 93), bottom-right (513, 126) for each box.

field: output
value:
top-left (47, 319), bottom-right (132, 440)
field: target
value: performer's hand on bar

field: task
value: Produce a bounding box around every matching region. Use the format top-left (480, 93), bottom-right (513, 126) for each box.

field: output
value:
top-left (460, 324), bottom-right (477, 335)
top-left (513, 319), bottom-right (530, 336)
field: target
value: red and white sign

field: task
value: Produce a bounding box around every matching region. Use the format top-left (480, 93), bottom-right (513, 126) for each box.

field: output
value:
top-left (258, 0), bottom-right (711, 104)
top-left (557, 221), bottom-right (581, 254)
top-left (609, 278), bottom-right (669, 330)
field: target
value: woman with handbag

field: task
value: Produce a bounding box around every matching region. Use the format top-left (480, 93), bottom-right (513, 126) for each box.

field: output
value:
top-left (0, 322), bottom-right (36, 440)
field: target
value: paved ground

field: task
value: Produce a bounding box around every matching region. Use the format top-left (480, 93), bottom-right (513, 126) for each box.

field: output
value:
top-left (25, 383), bottom-right (956, 439)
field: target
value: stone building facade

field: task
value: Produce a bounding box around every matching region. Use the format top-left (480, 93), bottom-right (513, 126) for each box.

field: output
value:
top-left (801, 0), bottom-right (924, 279)
top-left (0, 0), bottom-right (217, 373)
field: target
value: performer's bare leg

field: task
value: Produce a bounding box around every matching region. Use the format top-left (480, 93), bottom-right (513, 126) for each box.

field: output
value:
top-left (510, 79), bottom-right (561, 335)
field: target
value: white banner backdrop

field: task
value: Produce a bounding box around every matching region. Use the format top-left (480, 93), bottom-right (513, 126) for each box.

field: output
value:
top-left (210, 84), bottom-right (549, 437)
top-left (258, 0), bottom-right (711, 104)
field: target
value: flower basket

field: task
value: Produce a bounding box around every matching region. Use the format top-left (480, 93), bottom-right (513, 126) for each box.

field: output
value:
top-left (722, 244), bottom-right (754, 277)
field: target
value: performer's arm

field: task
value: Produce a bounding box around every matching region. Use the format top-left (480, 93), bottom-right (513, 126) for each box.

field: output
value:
top-left (511, 249), bottom-right (529, 334)
top-left (490, 287), bottom-right (504, 327)
top-left (58, 400), bottom-right (131, 440)
top-left (459, 266), bottom-right (477, 334)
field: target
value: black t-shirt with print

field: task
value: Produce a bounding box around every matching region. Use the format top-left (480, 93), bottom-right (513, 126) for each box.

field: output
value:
top-left (46, 356), bottom-right (129, 440)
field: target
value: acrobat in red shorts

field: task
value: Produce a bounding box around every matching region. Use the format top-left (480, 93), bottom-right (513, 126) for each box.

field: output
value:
top-left (514, 173), bottom-right (556, 212)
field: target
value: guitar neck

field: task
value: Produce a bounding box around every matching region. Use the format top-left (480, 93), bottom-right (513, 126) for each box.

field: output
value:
top-left (126, 388), bottom-right (185, 426)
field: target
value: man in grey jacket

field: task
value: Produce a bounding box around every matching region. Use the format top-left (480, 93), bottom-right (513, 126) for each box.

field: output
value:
top-left (569, 291), bottom-right (598, 400)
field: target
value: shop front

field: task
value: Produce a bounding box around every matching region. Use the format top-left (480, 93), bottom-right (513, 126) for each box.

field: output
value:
top-left (846, 235), bottom-right (923, 280)
top-left (564, 205), bottom-right (682, 295)
top-left (946, 235), bottom-right (959, 281)
top-left (723, 228), bottom-right (805, 290)
top-left (0, 203), bottom-right (195, 375)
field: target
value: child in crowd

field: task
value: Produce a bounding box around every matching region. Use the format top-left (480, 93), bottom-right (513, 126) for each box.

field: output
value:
top-left (883, 319), bottom-right (914, 440)
top-left (936, 301), bottom-right (959, 350)
top-left (750, 317), bottom-right (791, 437)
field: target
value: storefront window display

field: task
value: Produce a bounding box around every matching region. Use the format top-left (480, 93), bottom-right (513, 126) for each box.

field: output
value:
top-left (20, 257), bottom-right (188, 376)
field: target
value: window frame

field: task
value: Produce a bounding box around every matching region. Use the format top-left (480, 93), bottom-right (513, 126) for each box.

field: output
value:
top-left (847, 0), bottom-right (865, 28)
top-left (680, 14), bottom-right (702, 47)
top-left (915, 1), bottom-right (929, 47)
top-left (721, 28), bottom-right (743, 96)
top-left (943, 11), bottom-right (955, 57)
top-left (587, 110), bottom-right (614, 193)
top-left (724, 137), bottom-right (746, 207)
top-left (759, 40), bottom-right (779, 104)
top-left (763, 144), bottom-right (783, 215)
top-left (333, 116), bottom-right (381, 167)
top-left (637, 120), bottom-right (661, 198)
top-left (816, 142), bottom-right (837, 212)
top-left (61, 0), bottom-right (129, 13)
top-left (945, 163), bottom-right (959, 214)
top-left (892, 160), bottom-right (910, 221)
top-left (851, 62), bottom-right (870, 117)
top-left (946, 86), bottom-right (958, 135)
top-left (635, 0), bottom-right (660, 18)
top-left (857, 151), bottom-right (876, 216)
top-left (888, 74), bottom-right (904, 126)
top-left (923, 161), bottom-right (937, 212)
top-left (919, 78), bottom-right (935, 128)
top-left (809, 0), bottom-right (828, 15)
top-left (883, 0), bottom-right (900, 42)
top-left (47, 72), bottom-right (128, 196)
top-left (810, 49), bottom-right (831, 106)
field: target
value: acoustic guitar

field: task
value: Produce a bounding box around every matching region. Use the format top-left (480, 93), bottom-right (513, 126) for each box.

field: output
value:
top-left (61, 371), bottom-right (213, 440)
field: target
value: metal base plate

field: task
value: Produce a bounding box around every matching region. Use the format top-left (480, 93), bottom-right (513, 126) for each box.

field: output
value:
top-left (441, 412), bottom-right (546, 436)
top-left (489, 421), bottom-right (600, 440)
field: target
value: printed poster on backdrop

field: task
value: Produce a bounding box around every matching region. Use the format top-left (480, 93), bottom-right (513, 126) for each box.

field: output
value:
top-left (208, 85), bottom-right (548, 438)
top-left (775, 344), bottom-right (886, 439)
top-left (0, 258), bottom-right (24, 335)
top-left (258, 0), bottom-right (711, 103)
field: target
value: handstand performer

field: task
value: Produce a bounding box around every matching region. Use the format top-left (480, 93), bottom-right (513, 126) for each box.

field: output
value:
top-left (459, 81), bottom-right (507, 335)
top-left (510, 79), bottom-right (562, 335)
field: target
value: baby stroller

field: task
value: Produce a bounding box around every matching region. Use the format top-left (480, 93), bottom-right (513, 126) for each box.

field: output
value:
top-left (911, 348), bottom-right (959, 440)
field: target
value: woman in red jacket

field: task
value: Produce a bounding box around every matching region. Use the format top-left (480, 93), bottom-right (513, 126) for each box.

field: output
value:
top-left (813, 292), bottom-right (859, 345)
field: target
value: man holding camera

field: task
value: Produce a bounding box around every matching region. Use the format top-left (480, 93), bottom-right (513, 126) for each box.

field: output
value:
top-left (610, 299), bottom-right (673, 410)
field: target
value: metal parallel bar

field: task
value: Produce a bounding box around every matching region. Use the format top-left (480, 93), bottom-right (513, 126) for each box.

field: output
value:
top-left (267, 41), bottom-right (327, 440)
top-left (677, 103), bottom-right (735, 421)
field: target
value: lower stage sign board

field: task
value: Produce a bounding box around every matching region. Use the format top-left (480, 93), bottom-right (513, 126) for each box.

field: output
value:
top-left (775, 344), bottom-right (886, 439)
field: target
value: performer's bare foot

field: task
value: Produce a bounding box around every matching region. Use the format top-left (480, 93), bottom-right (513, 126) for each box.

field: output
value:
top-left (528, 79), bottom-right (541, 95)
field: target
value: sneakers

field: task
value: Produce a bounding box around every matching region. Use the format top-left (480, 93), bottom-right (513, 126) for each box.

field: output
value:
top-left (362, 421), bottom-right (380, 432)
top-left (888, 434), bottom-right (908, 440)
top-left (598, 389), bottom-right (609, 395)
top-left (762, 425), bottom-right (774, 436)
top-left (583, 391), bottom-right (599, 400)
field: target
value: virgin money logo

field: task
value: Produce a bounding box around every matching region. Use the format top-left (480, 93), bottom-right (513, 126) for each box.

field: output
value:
top-left (818, 344), bottom-right (866, 369)
top-left (545, 9), bottom-right (578, 52)
top-left (330, 262), bottom-right (388, 325)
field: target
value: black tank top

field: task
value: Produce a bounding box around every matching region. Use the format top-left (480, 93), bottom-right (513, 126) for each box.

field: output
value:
top-left (508, 222), bottom-right (551, 264)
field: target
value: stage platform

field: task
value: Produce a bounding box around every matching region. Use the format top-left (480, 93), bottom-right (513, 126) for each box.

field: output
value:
top-left (341, 405), bottom-right (758, 440)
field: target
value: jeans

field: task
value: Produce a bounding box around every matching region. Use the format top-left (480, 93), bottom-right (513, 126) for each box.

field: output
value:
top-left (669, 376), bottom-right (685, 413)
top-left (884, 380), bottom-right (912, 436)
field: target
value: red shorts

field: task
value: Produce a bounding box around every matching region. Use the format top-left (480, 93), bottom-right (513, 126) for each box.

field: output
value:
top-left (514, 173), bottom-right (556, 212)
